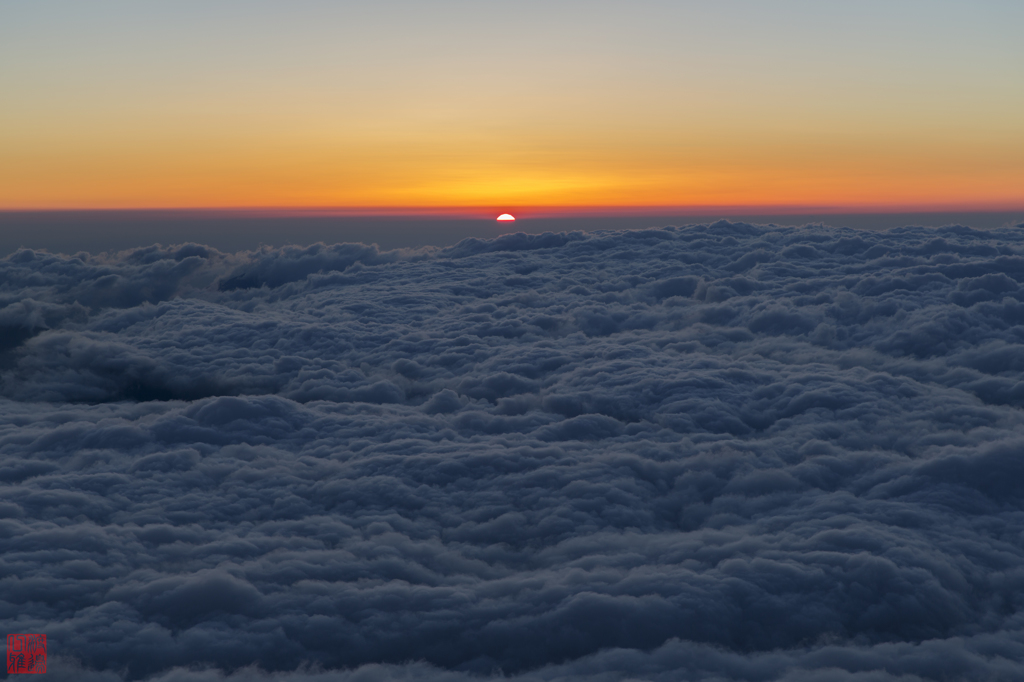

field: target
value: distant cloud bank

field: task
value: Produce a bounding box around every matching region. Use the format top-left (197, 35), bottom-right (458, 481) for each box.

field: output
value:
top-left (3, 222), bottom-right (1024, 681)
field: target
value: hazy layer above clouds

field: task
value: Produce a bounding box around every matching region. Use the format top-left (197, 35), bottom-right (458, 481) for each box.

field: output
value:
top-left (3, 222), bottom-right (1024, 681)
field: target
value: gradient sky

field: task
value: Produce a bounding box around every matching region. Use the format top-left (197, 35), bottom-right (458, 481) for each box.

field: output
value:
top-left (2, 0), bottom-right (1022, 211)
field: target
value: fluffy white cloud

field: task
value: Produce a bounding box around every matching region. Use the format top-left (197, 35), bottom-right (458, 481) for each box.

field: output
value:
top-left (3, 222), bottom-right (1024, 680)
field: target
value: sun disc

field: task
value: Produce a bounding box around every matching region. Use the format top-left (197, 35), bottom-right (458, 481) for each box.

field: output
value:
top-left (496, 213), bottom-right (515, 221)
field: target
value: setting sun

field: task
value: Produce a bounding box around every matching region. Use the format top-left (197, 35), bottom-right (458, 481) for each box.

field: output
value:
top-left (496, 213), bottom-right (516, 221)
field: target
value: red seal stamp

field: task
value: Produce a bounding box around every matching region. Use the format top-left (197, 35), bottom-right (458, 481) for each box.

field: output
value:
top-left (7, 634), bottom-right (46, 674)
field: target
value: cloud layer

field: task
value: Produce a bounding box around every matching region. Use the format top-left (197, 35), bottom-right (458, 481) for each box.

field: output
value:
top-left (3, 222), bottom-right (1024, 680)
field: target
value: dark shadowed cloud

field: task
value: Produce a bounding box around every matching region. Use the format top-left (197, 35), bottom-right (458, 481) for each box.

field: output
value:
top-left (3, 222), bottom-right (1024, 681)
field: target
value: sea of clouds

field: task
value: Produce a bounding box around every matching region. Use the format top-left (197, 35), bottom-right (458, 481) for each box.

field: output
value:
top-left (3, 221), bottom-right (1024, 681)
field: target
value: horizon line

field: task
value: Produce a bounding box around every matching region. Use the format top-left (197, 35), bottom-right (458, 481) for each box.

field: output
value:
top-left (2, 204), bottom-right (1024, 219)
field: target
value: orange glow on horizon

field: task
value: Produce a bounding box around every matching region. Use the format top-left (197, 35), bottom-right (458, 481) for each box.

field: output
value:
top-left (3, 158), bottom-right (1023, 213)
top-left (3, 75), bottom-right (1022, 213)
top-left (3, 130), bottom-right (1022, 212)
